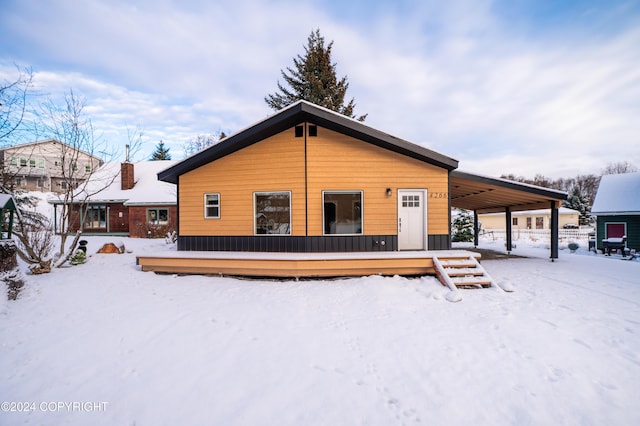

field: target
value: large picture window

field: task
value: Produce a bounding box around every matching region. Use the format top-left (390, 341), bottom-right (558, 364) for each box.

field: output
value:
top-left (323, 191), bottom-right (363, 235)
top-left (204, 193), bottom-right (220, 218)
top-left (147, 208), bottom-right (169, 225)
top-left (255, 192), bottom-right (291, 235)
top-left (84, 205), bottom-right (106, 229)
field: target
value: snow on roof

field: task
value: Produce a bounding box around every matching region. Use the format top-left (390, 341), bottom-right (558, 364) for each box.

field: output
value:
top-left (0, 193), bottom-right (17, 210)
top-left (591, 172), bottom-right (640, 215)
top-left (68, 160), bottom-right (177, 205)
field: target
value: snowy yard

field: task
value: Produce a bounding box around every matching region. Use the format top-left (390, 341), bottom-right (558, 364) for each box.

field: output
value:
top-left (1, 236), bottom-right (639, 425)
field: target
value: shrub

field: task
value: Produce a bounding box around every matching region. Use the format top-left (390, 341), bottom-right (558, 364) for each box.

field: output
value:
top-left (70, 250), bottom-right (87, 265)
top-left (568, 242), bottom-right (579, 252)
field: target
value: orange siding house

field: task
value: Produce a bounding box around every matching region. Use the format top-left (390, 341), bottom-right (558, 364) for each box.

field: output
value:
top-left (158, 101), bottom-right (458, 253)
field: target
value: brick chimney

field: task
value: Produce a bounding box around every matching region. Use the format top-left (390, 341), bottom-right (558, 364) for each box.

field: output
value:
top-left (121, 162), bottom-right (134, 190)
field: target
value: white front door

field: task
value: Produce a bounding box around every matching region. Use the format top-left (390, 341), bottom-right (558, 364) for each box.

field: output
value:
top-left (398, 190), bottom-right (427, 250)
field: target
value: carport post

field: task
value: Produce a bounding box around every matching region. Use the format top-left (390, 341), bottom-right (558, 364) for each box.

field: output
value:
top-left (473, 210), bottom-right (479, 248)
top-left (550, 201), bottom-right (559, 261)
top-left (505, 207), bottom-right (512, 254)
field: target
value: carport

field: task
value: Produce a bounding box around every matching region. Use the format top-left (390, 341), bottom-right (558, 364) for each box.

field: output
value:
top-left (450, 171), bottom-right (568, 260)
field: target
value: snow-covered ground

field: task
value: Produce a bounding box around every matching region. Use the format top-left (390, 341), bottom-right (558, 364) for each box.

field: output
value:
top-left (1, 235), bottom-right (639, 425)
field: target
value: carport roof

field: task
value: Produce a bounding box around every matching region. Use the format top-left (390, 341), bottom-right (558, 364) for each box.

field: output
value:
top-left (451, 170), bottom-right (567, 214)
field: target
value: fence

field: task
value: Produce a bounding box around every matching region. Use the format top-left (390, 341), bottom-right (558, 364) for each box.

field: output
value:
top-left (481, 228), bottom-right (593, 243)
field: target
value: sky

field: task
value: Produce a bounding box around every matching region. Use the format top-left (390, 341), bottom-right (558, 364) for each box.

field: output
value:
top-left (1, 0), bottom-right (639, 178)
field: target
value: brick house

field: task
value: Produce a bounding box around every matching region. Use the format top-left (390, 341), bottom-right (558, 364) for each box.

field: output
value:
top-left (50, 160), bottom-right (177, 237)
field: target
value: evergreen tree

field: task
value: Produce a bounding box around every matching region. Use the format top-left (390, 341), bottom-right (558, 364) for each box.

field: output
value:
top-left (452, 209), bottom-right (474, 242)
top-left (150, 140), bottom-right (171, 160)
top-left (265, 29), bottom-right (367, 121)
top-left (564, 186), bottom-right (592, 225)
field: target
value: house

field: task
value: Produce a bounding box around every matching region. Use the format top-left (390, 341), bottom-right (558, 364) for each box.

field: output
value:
top-left (478, 207), bottom-right (580, 231)
top-left (591, 172), bottom-right (640, 253)
top-left (0, 139), bottom-right (103, 193)
top-left (50, 160), bottom-right (177, 237)
top-left (137, 101), bottom-right (566, 277)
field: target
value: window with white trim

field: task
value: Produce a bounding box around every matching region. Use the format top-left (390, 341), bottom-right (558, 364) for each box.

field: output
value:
top-left (255, 192), bottom-right (291, 235)
top-left (204, 193), bottom-right (220, 218)
top-left (323, 191), bottom-right (363, 235)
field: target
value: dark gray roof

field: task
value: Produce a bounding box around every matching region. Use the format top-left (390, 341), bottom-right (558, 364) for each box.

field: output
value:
top-left (158, 101), bottom-right (459, 184)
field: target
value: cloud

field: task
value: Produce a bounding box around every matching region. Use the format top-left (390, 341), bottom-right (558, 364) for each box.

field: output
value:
top-left (1, 0), bottom-right (639, 176)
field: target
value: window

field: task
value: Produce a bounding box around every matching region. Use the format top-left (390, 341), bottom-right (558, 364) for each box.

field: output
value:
top-left (85, 164), bottom-right (91, 173)
top-left (255, 192), bottom-right (291, 235)
top-left (72, 162), bottom-right (78, 171)
top-left (526, 217), bottom-right (532, 229)
top-left (204, 193), bottom-right (220, 218)
top-left (29, 159), bottom-right (36, 168)
top-left (512, 217), bottom-right (518, 226)
top-left (20, 157), bottom-right (27, 167)
top-left (402, 194), bottom-right (420, 207)
top-left (536, 217), bottom-right (544, 229)
top-left (84, 206), bottom-right (106, 229)
top-left (147, 208), bottom-right (169, 225)
top-left (10, 157), bottom-right (17, 166)
top-left (605, 223), bottom-right (626, 239)
top-left (323, 191), bottom-right (362, 235)
top-left (37, 158), bottom-right (45, 168)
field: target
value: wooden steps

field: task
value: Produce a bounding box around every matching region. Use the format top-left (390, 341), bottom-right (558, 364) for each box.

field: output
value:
top-left (433, 255), bottom-right (496, 289)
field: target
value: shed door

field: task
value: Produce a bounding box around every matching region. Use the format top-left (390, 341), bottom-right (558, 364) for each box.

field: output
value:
top-left (398, 190), bottom-right (426, 250)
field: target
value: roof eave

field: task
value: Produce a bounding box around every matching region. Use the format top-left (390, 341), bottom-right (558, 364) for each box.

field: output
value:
top-left (592, 211), bottom-right (640, 216)
top-left (451, 170), bottom-right (568, 200)
top-left (158, 101), bottom-right (458, 183)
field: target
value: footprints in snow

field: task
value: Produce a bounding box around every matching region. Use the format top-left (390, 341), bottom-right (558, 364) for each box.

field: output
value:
top-left (322, 317), bottom-right (421, 424)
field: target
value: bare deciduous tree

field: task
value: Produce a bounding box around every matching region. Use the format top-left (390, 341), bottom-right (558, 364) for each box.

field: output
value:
top-left (183, 131), bottom-right (227, 157)
top-left (38, 89), bottom-right (118, 266)
top-left (602, 161), bottom-right (638, 175)
top-left (0, 65), bottom-right (33, 145)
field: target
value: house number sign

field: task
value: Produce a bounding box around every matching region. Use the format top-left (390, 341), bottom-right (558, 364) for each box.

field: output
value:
top-left (429, 192), bottom-right (448, 199)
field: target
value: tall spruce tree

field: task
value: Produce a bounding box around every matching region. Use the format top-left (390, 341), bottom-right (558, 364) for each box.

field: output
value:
top-left (150, 140), bottom-right (171, 160)
top-left (565, 186), bottom-right (592, 225)
top-left (265, 29), bottom-right (367, 121)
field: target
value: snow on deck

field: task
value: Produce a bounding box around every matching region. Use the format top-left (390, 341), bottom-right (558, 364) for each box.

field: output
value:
top-left (137, 249), bottom-right (481, 261)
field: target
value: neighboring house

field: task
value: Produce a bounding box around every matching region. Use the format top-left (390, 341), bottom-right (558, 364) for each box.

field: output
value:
top-left (591, 172), bottom-right (640, 252)
top-left (136, 101), bottom-right (566, 277)
top-left (0, 139), bottom-right (103, 193)
top-left (479, 207), bottom-right (581, 231)
top-left (50, 160), bottom-right (177, 237)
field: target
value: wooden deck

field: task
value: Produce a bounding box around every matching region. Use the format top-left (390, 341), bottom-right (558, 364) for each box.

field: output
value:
top-left (136, 250), bottom-right (481, 278)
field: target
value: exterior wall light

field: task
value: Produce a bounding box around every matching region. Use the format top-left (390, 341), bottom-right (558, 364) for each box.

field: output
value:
top-left (386, 188), bottom-right (392, 196)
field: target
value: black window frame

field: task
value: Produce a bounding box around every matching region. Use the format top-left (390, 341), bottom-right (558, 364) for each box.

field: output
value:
top-left (322, 191), bottom-right (363, 236)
